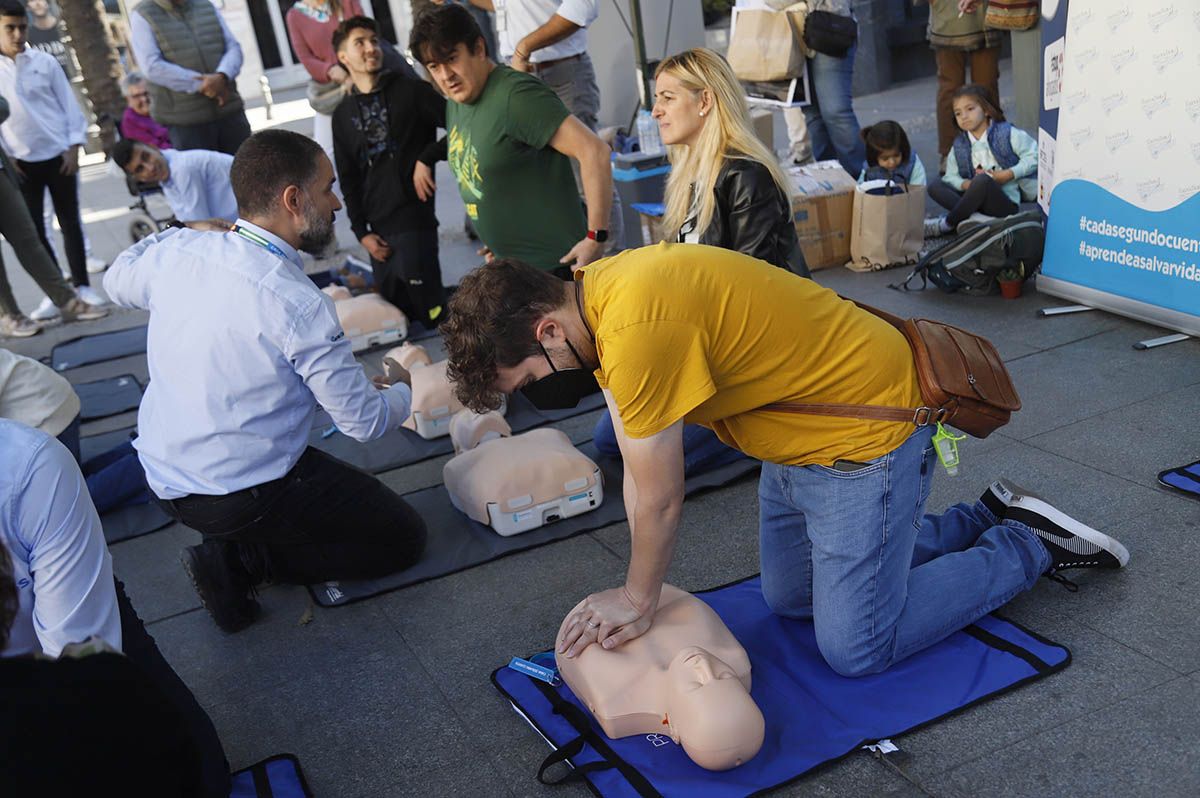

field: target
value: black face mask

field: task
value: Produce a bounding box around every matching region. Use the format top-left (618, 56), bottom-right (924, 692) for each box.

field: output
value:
top-left (520, 338), bottom-right (600, 410)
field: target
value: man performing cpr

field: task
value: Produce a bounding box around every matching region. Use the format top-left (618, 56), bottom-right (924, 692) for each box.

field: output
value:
top-left (442, 244), bottom-right (1129, 676)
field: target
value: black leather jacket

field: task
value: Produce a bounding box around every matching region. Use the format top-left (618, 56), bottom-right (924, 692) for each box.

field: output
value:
top-left (692, 158), bottom-right (809, 276)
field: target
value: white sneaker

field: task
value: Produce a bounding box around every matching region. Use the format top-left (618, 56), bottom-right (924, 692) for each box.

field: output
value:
top-left (29, 296), bottom-right (61, 321)
top-left (86, 255), bottom-right (108, 274)
top-left (76, 285), bottom-right (108, 306)
top-left (923, 215), bottom-right (950, 240)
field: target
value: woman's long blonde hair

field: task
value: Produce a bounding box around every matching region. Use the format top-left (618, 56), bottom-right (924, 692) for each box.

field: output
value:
top-left (655, 48), bottom-right (791, 242)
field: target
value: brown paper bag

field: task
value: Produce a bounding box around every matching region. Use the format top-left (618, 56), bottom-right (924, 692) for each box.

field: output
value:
top-left (727, 10), bottom-right (807, 82)
top-left (846, 182), bottom-right (926, 272)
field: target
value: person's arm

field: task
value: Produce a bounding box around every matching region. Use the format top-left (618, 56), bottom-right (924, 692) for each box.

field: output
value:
top-left (16, 435), bottom-right (121, 657)
top-left (514, 0), bottom-right (598, 66)
top-left (46, 55), bottom-right (88, 174)
top-left (558, 389), bottom-right (685, 659)
top-left (128, 13), bottom-right (203, 93)
top-left (1000, 126), bottom-right (1038, 184)
top-left (213, 11), bottom-right (243, 81)
top-left (103, 227), bottom-right (182, 309)
top-left (285, 297), bottom-right (411, 441)
top-left (547, 115), bottom-right (612, 269)
top-left (911, 155), bottom-right (928, 186)
top-left (414, 79), bottom-right (448, 200)
top-left (722, 162), bottom-right (794, 265)
top-left (942, 150), bottom-right (966, 191)
top-left (285, 11), bottom-right (337, 83)
top-left (330, 107), bottom-right (371, 242)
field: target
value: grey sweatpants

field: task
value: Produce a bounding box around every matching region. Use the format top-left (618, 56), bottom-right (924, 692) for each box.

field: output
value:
top-left (0, 164), bottom-right (75, 317)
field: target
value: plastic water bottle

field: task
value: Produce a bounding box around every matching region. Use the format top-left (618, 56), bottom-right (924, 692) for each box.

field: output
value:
top-left (636, 109), bottom-right (662, 155)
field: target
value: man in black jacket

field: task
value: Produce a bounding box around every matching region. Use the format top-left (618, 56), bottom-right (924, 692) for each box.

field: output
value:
top-left (332, 16), bottom-right (447, 327)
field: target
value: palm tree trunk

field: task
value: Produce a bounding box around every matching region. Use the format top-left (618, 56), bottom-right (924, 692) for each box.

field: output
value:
top-left (57, 0), bottom-right (125, 150)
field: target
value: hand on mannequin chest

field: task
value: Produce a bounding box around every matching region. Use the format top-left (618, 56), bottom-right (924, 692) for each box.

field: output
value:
top-left (555, 584), bottom-right (765, 770)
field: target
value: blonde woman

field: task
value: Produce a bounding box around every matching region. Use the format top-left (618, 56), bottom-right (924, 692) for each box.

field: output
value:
top-left (653, 48), bottom-right (808, 275)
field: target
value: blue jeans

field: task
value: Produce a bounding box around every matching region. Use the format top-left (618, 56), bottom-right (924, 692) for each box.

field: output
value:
top-left (804, 45), bottom-right (867, 177)
top-left (83, 440), bottom-right (151, 515)
top-left (758, 427), bottom-right (1050, 677)
top-left (593, 411), bottom-right (749, 478)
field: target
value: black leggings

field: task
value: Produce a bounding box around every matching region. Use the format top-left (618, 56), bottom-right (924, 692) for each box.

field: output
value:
top-left (16, 156), bottom-right (88, 287)
top-left (928, 172), bottom-right (1019, 228)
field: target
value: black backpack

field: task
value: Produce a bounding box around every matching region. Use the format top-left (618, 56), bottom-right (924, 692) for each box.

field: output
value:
top-left (893, 211), bottom-right (1045, 295)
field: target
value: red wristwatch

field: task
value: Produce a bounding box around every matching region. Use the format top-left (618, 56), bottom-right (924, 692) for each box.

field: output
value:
top-left (586, 229), bottom-right (609, 242)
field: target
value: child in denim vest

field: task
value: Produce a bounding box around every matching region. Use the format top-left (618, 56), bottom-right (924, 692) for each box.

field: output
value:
top-left (926, 85), bottom-right (1037, 237)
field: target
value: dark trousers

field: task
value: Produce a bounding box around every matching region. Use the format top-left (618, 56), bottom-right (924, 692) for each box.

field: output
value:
top-left (116, 577), bottom-right (231, 797)
top-left (928, 173), bottom-right (1019, 228)
top-left (0, 164), bottom-right (75, 316)
top-left (168, 112), bottom-right (252, 156)
top-left (371, 227), bottom-right (446, 328)
top-left (16, 156), bottom-right (88, 287)
top-left (935, 46), bottom-right (1001, 160)
top-left (161, 447), bottom-right (427, 586)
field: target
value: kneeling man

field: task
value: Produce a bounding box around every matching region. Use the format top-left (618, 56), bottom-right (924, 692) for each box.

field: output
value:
top-left (105, 130), bottom-right (426, 632)
top-left (441, 245), bottom-right (1128, 676)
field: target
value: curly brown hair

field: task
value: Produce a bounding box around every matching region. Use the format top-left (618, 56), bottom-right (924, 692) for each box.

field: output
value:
top-left (443, 259), bottom-right (570, 412)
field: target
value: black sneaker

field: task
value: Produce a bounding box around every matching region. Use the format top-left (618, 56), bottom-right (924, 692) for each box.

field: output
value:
top-left (978, 478), bottom-right (1043, 520)
top-left (181, 541), bottom-right (260, 633)
top-left (1004, 494), bottom-right (1130, 573)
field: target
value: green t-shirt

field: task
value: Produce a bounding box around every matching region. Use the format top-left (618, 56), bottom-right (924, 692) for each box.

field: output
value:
top-left (446, 66), bottom-right (586, 271)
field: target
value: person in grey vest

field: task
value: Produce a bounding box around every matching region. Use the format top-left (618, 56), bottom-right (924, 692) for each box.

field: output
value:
top-left (128, 0), bottom-right (251, 155)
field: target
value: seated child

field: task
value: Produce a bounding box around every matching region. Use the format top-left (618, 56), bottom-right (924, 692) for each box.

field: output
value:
top-left (857, 120), bottom-right (927, 186)
top-left (926, 85), bottom-right (1038, 237)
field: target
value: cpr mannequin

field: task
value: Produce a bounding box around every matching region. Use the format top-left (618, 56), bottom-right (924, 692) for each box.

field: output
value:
top-left (443, 425), bottom-right (603, 536)
top-left (556, 584), bottom-right (765, 771)
top-left (385, 344), bottom-right (505, 439)
top-left (448, 408), bottom-right (512, 454)
top-left (321, 287), bottom-right (407, 352)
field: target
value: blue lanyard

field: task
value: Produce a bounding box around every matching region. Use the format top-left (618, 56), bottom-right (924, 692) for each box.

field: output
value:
top-left (231, 225), bottom-right (291, 263)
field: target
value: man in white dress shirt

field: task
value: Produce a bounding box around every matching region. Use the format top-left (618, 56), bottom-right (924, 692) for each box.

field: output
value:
top-left (0, 418), bottom-right (231, 796)
top-left (0, 2), bottom-right (105, 306)
top-left (105, 129), bottom-right (427, 633)
top-left (112, 138), bottom-right (238, 225)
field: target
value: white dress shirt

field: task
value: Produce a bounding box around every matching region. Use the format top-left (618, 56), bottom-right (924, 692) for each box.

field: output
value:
top-left (104, 220), bottom-right (412, 499)
top-left (494, 0), bottom-right (598, 62)
top-left (128, 3), bottom-right (244, 95)
top-left (1, 419), bottom-right (121, 658)
top-left (161, 148), bottom-right (238, 222)
top-left (0, 47), bottom-right (87, 162)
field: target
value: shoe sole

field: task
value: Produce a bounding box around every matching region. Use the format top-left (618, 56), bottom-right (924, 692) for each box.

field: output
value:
top-left (180, 549), bottom-right (255, 633)
top-left (3, 326), bottom-right (40, 338)
top-left (1007, 495), bottom-right (1130, 567)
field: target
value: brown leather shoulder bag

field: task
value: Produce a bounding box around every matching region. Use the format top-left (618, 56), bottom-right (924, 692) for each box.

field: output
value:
top-left (762, 301), bottom-right (1021, 438)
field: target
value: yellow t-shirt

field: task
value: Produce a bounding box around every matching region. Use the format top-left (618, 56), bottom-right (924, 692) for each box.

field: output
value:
top-left (579, 243), bottom-right (923, 466)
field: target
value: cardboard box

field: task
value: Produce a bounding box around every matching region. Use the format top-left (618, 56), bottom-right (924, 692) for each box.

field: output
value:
top-left (749, 107), bottom-right (774, 153)
top-left (787, 160), bottom-right (857, 270)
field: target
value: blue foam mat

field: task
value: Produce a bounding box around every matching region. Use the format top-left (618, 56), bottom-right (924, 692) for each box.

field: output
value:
top-left (229, 753), bottom-right (312, 797)
top-left (75, 374), bottom-right (143, 421)
top-left (1157, 459), bottom-right (1200, 500)
top-left (50, 325), bottom-right (149, 371)
top-left (493, 576), bottom-right (1070, 798)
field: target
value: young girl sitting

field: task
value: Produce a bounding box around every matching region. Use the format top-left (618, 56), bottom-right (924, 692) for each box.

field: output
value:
top-left (927, 85), bottom-right (1037, 237)
top-left (857, 120), bottom-right (927, 186)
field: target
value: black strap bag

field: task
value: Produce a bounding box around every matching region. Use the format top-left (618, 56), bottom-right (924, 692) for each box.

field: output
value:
top-left (803, 10), bottom-right (858, 57)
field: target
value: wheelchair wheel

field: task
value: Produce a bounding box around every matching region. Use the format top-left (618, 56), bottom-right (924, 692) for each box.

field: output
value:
top-left (129, 216), bottom-right (156, 243)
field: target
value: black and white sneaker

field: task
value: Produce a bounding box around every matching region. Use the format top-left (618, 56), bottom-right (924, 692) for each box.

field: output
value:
top-left (1004, 494), bottom-right (1130, 573)
top-left (978, 478), bottom-right (1044, 521)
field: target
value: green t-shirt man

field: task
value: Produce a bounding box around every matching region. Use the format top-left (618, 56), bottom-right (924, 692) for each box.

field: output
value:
top-left (446, 66), bottom-right (586, 272)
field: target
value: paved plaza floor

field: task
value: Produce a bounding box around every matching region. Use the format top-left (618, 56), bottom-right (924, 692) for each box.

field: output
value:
top-left (2, 67), bottom-right (1197, 797)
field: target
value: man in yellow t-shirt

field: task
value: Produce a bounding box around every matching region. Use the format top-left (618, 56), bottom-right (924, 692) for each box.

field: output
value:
top-left (442, 245), bottom-right (1129, 676)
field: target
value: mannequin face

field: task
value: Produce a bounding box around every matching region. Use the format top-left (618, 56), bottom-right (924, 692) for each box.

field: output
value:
top-left (652, 73), bottom-right (711, 148)
top-left (665, 647), bottom-right (764, 771)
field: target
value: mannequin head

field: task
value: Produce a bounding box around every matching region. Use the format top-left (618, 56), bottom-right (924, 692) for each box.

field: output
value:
top-left (664, 646), bottom-right (764, 770)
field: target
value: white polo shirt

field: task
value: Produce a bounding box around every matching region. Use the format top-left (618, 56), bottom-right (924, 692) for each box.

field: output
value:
top-left (494, 0), bottom-right (598, 62)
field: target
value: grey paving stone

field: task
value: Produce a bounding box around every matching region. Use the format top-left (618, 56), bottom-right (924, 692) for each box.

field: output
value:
top-left (110, 522), bottom-right (202, 623)
top-left (1048, 496), bottom-right (1200, 675)
top-left (926, 676), bottom-right (1200, 798)
top-left (995, 328), bottom-right (1200, 441)
top-left (882, 599), bottom-right (1178, 781)
top-left (1028, 383), bottom-right (1200, 490)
